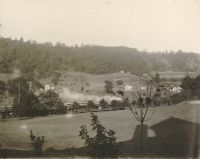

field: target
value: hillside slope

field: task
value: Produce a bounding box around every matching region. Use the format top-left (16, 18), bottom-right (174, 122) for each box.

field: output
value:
top-left (0, 37), bottom-right (200, 78)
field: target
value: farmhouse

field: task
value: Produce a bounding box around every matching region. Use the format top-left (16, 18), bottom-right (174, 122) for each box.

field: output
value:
top-left (170, 86), bottom-right (182, 93)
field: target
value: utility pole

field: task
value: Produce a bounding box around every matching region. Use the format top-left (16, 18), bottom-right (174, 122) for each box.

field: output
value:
top-left (0, 24), bottom-right (2, 37)
top-left (18, 79), bottom-right (20, 104)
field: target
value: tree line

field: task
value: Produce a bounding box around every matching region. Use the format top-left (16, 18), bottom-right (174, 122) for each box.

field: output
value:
top-left (0, 76), bottom-right (65, 118)
top-left (0, 37), bottom-right (199, 78)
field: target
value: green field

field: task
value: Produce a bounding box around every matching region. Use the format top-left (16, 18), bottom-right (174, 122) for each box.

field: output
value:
top-left (0, 101), bottom-right (199, 155)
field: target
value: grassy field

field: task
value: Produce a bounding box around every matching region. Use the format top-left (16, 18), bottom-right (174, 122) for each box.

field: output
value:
top-left (0, 101), bottom-right (199, 153)
top-left (156, 71), bottom-right (197, 79)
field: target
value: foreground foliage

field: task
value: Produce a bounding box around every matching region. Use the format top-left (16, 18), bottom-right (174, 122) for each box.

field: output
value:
top-left (30, 130), bottom-right (46, 155)
top-left (79, 113), bottom-right (118, 158)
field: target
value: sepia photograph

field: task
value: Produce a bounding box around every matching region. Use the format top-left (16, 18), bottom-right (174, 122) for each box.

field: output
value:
top-left (0, 0), bottom-right (200, 158)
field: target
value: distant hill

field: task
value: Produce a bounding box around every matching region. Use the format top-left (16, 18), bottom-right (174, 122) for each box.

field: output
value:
top-left (0, 37), bottom-right (199, 78)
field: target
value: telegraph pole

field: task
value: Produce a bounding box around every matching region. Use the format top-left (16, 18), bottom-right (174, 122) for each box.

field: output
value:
top-left (187, 88), bottom-right (189, 101)
top-left (18, 79), bottom-right (20, 104)
top-left (0, 24), bottom-right (2, 37)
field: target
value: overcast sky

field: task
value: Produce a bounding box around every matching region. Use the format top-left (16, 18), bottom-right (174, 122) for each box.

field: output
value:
top-left (0, 0), bottom-right (200, 53)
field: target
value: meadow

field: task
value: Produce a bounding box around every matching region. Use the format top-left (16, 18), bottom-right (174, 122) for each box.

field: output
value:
top-left (0, 101), bottom-right (199, 156)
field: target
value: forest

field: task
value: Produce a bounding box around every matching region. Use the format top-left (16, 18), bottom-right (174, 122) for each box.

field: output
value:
top-left (0, 37), bottom-right (199, 78)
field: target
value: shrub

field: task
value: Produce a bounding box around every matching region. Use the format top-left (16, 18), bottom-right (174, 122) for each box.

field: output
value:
top-left (79, 113), bottom-right (118, 158)
top-left (170, 91), bottom-right (188, 104)
top-left (30, 130), bottom-right (46, 155)
top-left (111, 100), bottom-right (120, 110)
top-left (116, 80), bottom-right (123, 85)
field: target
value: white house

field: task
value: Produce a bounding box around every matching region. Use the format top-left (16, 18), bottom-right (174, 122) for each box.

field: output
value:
top-left (45, 84), bottom-right (50, 91)
top-left (170, 86), bottom-right (182, 93)
top-left (44, 84), bottom-right (55, 91)
top-left (125, 85), bottom-right (133, 91)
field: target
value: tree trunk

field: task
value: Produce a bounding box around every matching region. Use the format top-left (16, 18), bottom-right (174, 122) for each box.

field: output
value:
top-left (140, 122), bottom-right (144, 154)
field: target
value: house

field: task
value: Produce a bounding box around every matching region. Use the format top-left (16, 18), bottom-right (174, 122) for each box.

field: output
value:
top-left (125, 85), bottom-right (133, 91)
top-left (44, 84), bottom-right (54, 91)
top-left (170, 86), bottom-right (182, 93)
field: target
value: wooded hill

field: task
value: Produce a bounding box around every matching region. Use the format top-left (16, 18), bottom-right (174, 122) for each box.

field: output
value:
top-left (0, 37), bottom-right (199, 78)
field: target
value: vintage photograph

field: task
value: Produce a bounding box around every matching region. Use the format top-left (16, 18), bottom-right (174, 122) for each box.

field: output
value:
top-left (0, 0), bottom-right (200, 158)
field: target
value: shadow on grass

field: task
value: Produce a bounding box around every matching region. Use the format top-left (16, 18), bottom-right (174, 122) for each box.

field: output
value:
top-left (1, 117), bottom-right (199, 158)
top-left (119, 117), bottom-right (200, 158)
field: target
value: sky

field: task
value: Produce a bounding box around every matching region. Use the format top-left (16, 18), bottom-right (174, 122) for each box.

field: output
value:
top-left (0, 0), bottom-right (200, 53)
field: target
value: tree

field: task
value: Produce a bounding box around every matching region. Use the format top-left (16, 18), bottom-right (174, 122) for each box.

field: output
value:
top-left (99, 99), bottom-right (108, 109)
top-left (31, 80), bottom-right (44, 90)
top-left (116, 80), bottom-right (123, 85)
top-left (79, 113), bottom-right (118, 158)
top-left (104, 80), bottom-right (114, 94)
top-left (87, 100), bottom-right (95, 112)
top-left (0, 80), bottom-right (6, 95)
top-left (12, 91), bottom-right (41, 117)
top-left (128, 81), bottom-right (153, 154)
top-left (121, 98), bottom-right (129, 109)
top-left (117, 90), bottom-right (124, 96)
top-left (8, 77), bottom-right (42, 116)
top-left (181, 75), bottom-right (193, 89)
top-left (118, 80), bottom-right (153, 154)
top-left (181, 75), bottom-right (196, 100)
top-left (153, 73), bottom-right (160, 84)
top-left (8, 77), bottom-right (29, 98)
top-left (39, 90), bottom-right (65, 114)
top-left (81, 86), bottom-right (84, 92)
top-left (72, 101), bottom-right (80, 112)
top-left (152, 92), bottom-right (161, 106)
top-left (0, 37), bottom-right (200, 75)
top-left (111, 100), bottom-right (119, 110)
top-left (195, 74), bottom-right (200, 98)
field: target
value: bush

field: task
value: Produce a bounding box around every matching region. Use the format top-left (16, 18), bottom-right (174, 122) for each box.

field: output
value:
top-left (111, 100), bottom-right (121, 110)
top-left (79, 113), bottom-right (118, 158)
top-left (170, 91), bottom-right (188, 104)
top-left (160, 97), bottom-right (172, 106)
top-left (116, 80), bottom-right (123, 85)
top-left (30, 130), bottom-right (46, 155)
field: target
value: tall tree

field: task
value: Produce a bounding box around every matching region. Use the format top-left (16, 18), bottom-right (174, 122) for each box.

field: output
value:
top-left (128, 81), bottom-right (154, 154)
top-left (87, 100), bottom-right (95, 112)
top-left (0, 80), bottom-right (6, 95)
top-left (38, 90), bottom-right (65, 114)
top-left (104, 80), bottom-right (114, 94)
top-left (153, 73), bottom-right (160, 84)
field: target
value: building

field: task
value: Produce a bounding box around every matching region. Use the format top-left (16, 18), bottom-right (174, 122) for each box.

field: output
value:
top-left (125, 85), bottom-right (133, 91)
top-left (170, 86), bottom-right (182, 93)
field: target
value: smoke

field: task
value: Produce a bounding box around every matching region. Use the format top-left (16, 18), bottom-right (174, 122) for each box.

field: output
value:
top-left (11, 68), bottom-right (21, 79)
top-left (60, 88), bottom-right (122, 103)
